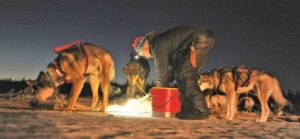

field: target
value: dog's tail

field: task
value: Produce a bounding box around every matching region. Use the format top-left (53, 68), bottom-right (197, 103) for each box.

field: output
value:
top-left (271, 78), bottom-right (293, 111)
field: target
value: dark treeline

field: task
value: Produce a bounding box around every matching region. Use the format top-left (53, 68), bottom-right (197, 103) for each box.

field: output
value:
top-left (0, 78), bottom-right (27, 93)
top-left (285, 89), bottom-right (300, 104)
top-left (0, 78), bottom-right (156, 97)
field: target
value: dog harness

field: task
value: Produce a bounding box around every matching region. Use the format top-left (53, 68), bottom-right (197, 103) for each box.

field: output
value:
top-left (215, 67), bottom-right (230, 91)
top-left (212, 66), bottom-right (252, 92)
top-left (52, 41), bottom-right (89, 83)
top-left (53, 40), bottom-right (83, 53)
top-left (231, 66), bottom-right (252, 91)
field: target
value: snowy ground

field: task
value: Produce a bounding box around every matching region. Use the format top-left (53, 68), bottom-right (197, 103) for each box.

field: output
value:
top-left (0, 108), bottom-right (300, 138)
top-left (0, 97), bottom-right (299, 138)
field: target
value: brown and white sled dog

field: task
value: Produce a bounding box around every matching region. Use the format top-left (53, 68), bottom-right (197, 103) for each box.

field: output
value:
top-left (209, 95), bottom-right (227, 110)
top-left (238, 96), bottom-right (255, 112)
top-left (198, 66), bottom-right (291, 122)
top-left (123, 54), bottom-right (150, 97)
top-left (27, 41), bottom-right (115, 112)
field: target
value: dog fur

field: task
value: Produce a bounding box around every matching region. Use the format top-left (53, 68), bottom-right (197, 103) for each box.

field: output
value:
top-left (27, 43), bottom-right (115, 112)
top-left (198, 66), bottom-right (291, 122)
top-left (123, 55), bottom-right (150, 97)
top-left (238, 96), bottom-right (255, 112)
top-left (210, 95), bottom-right (227, 110)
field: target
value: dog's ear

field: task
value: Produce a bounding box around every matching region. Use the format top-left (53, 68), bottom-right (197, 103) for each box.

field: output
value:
top-left (37, 71), bottom-right (48, 82)
top-left (25, 80), bottom-right (32, 86)
top-left (38, 71), bottom-right (46, 79)
top-left (140, 66), bottom-right (144, 72)
top-left (122, 66), bottom-right (128, 73)
top-left (25, 80), bottom-right (38, 87)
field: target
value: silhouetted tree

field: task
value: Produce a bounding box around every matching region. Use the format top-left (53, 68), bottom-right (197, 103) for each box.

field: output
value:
top-left (0, 78), bottom-right (27, 93)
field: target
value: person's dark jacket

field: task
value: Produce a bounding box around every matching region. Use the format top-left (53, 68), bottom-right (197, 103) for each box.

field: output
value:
top-left (149, 25), bottom-right (215, 86)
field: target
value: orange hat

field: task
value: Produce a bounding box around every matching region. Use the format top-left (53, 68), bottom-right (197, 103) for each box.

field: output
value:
top-left (132, 36), bottom-right (147, 52)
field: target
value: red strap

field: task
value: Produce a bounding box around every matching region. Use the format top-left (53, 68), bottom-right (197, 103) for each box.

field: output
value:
top-left (54, 40), bottom-right (83, 53)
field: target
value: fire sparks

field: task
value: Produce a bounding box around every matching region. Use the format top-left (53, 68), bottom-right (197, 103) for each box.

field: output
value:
top-left (106, 95), bottom-right (152, 117)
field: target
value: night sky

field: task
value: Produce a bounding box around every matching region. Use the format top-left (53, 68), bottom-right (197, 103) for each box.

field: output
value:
top-left (0, 0), bottom-right (299, 92)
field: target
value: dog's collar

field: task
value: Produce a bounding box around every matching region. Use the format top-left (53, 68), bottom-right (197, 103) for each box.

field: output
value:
top-left (52, 60), bottom-right (71, 83)
top-left (55, 68), bottom-right (63, 77)
top-left (46, 72), bottom-right (58, 87)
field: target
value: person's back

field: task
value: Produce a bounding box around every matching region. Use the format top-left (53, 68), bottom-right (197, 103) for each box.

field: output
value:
top-left (147, 26), bottom-right (215, 87)
top-left (151, 26), bottom-right (214, 65)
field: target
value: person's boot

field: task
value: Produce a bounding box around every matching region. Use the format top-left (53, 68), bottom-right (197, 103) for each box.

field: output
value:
top-left (175, 94), bottom-right (193, 118)
top-left (193, 93), bottom-right (210, 115)
top-left (177, 93), bottom-right (209, 120)
top-left (176, 109), bottom-right (208, 120)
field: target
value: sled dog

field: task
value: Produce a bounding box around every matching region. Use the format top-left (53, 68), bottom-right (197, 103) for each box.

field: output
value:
top-left (238, 96), bottom-right (255, 112)
top-left (123, 54), bottom-right (150, 97)
top-left (27, 41), bottom-right (115, 111)
top-left (198, 66), bottom-right (291, 122)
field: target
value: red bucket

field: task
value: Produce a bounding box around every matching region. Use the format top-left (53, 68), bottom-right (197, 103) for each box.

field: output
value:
top-left (150, 87), bottom-right (181, 118)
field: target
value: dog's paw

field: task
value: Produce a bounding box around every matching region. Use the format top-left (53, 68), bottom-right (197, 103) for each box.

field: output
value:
top-left (258, 119), bottom-right (267, 122)
top-left (255, 118), bottom-right (266, 122)
top-left (226, 118), bottom-right (233, 121)
top-left (225, 115), bottom-right (230, 120)
top-left (91, 108), bottom-right (99, 112)
top-left (99, 107), bottom-right (106, 112)
top-left (62, 110), bottom-right (72, 113)
top-left (99, 109), bottom-right (106, 112)
top-left (63, 108), bottom-right (73, 113)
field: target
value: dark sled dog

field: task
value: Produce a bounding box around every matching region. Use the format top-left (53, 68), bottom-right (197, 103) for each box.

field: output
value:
top-left (123, 53), bottom-right (150, 97)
